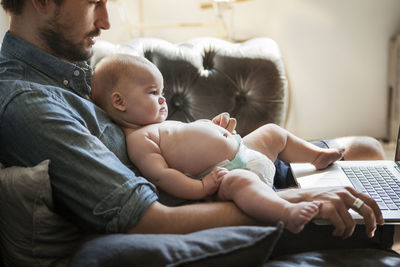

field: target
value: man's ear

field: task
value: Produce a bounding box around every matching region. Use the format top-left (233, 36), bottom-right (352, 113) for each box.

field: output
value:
top-left (31, 0), bottom-right (53, 14)
top-left (111, 92), bottom-right (126, 112)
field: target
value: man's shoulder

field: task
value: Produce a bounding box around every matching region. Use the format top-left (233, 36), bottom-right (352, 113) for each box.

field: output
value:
top-left (0, 55), bottom-right (39, 91)
top-left (0, 71), bottom-right (69, 125)
top-left (0, 72), bottom-right (53, 107)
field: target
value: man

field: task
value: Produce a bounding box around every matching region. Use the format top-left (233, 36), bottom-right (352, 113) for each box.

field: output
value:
top-left (0, 0), bottom-right (393, 259)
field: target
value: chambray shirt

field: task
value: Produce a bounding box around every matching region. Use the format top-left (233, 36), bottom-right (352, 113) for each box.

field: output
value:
top-left (0, 32), bottom-right (158, 233)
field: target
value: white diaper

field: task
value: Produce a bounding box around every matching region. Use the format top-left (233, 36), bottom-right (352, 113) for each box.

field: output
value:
top-left (198, 135), bottom-right (276, 187)
top-left (240, 144), bottom-right (276, 187)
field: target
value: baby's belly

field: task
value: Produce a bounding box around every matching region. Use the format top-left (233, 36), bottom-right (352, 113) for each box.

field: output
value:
top-left (160, 122), bottom-right (239, 176)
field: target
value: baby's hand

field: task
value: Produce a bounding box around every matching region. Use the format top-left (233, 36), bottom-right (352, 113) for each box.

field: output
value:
top-left (202, 166), bottom-right (228, 196)
top-left (212, 112), bottom-right (237, 134)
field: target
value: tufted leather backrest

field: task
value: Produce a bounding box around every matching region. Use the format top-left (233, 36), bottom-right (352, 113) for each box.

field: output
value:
top-left (91, 37), bottom-right (288, 136)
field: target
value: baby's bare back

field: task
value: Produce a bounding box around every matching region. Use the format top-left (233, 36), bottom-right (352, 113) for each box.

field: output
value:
top-left (157, 120), bottom-right (239, 176)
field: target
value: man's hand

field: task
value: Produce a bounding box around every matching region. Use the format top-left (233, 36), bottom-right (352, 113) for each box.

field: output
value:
top-left (278, 186), bottom-right (384, 239)
top-left (212, 112), bottom-right (237, 134)
top-left (202, 167), bottom-right (228, 196)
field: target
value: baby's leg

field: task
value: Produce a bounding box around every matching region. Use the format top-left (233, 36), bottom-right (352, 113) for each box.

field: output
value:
top-left (217, 169), bottom-right (321, 233)
top-left (243, 123), bottom-right (343, 169)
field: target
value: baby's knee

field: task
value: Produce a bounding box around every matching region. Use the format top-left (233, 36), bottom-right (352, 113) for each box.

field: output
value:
top-left (221, 169), bottom-right (258, 186)
top-left (218, 169), bottom-right (259, 198)
top-left (339, 136), bottom-right (384, 160)
top-left (261, 123), bottom-right (287, 149)
top-left (262, 123), bottom-right (285, 137)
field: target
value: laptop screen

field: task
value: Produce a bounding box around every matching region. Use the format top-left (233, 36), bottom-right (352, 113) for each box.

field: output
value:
top-left (395, 126), bottom-right (400, 162)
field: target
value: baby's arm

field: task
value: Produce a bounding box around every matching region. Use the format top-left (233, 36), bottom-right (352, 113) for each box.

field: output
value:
top-left (201, 166), bottom-right (228, 195)
top-left (126, 130), bottom-right (217, 199)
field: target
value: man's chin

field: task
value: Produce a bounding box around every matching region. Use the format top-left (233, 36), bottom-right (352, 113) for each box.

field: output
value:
top-left (62, 51), bottom-right (92, 62)
top-left (63, 44), bottom-right (94, 61)
top-left (82, 47), bottom-right (94, 60)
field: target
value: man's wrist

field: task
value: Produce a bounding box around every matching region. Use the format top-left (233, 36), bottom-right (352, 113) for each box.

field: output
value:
top-left (277, 188), bottom-right (305, 203)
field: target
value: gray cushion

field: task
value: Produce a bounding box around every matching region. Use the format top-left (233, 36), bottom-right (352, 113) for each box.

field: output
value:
top-left (0, 160), bottom-right (81, 267)
top-left (70, 223), bottom-right (284, 267)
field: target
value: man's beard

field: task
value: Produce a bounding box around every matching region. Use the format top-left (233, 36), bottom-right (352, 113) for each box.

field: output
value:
top-left (39, 16), bottom-right (99, 62)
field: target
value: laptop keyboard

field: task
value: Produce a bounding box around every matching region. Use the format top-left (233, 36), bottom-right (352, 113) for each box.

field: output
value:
top-left (342, 166), bottom-right (400, 210)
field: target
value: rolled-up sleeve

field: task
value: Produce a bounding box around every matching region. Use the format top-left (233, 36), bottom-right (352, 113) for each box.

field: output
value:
top-left (94, 180), bottom-right (158, 233)
top-left (0, 87), bottom-right (158, 233)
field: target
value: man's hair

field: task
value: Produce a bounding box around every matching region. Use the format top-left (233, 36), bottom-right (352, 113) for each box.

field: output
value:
top-left (1, 0), bottom-right (63, 15)
top-left (1, 0), bottom-right (24, 14)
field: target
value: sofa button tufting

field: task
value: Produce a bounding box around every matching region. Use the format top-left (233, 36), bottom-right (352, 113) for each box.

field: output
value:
top-left (202, 49), bottom-right (216, 70)
top-left (235, 91), bottom-right (247, 106)
top-left (171, 95), bottom-right (184, 108)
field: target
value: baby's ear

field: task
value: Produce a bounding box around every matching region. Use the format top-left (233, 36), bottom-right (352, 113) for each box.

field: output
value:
top-left (111, 92), bottom-right (126, 111)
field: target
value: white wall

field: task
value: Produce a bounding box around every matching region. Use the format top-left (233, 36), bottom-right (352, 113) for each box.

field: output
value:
top-left (243, 0), bottom-right (400, 140)
top-left (1, 0), bottom-right (399, 141)
top-left (0, 8), bottom-right (8, 39)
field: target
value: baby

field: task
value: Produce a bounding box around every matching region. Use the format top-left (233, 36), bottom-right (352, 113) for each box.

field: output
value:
top-left (91, 54), bottom-right (344, 233)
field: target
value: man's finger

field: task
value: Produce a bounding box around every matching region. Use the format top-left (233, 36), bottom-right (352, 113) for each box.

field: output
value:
top-left (357, 203), bottom-right (377, 238)
top-left (323, 207), bottom-right (346, 237)
top-left (336, 201), bottom-right (356, 238)
top-left (342, 188), bottom-right (378, 238)
top-left (326, 198), bottom-right (355, 238)
top-left (347, 187), bottom-right (384, 225)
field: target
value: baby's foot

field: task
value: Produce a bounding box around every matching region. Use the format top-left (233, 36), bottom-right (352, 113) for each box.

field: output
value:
top-left (283, 201), bottom-right (322, 233)
top-left (312, 148), bottom-right (344, 170)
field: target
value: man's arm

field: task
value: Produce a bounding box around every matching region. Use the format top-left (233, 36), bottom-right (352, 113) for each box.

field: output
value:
top-left (128, 185), bottom-right (384, 236)
top-left (1, 90), bottom-right (158, 233)
top-left (128, 200), bottom-right (260, 234)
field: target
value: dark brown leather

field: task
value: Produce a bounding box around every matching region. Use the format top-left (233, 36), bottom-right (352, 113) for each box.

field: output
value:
top-left (91, 37), bottom-right (288, 136)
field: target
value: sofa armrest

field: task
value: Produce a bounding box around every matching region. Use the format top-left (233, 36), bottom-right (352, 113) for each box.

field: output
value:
top-left (91, 37), bottom-right (288, 136)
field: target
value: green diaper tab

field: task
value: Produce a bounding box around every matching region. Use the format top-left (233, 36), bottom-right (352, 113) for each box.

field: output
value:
top-left (198, 135), bottom-right (247, 179)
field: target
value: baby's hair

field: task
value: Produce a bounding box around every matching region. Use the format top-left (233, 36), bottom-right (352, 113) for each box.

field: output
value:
top-left (91, 53), bottom-right (155, 110)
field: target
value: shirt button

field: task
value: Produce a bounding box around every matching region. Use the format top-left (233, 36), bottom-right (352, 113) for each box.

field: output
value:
top-left (74, 70), bottom-right (80, 76)
top-left (63, 79), bottom-right (69, 86)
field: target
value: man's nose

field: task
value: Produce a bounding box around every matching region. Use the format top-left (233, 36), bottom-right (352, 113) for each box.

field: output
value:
top-left (95, 3), bottom-right (111, 30)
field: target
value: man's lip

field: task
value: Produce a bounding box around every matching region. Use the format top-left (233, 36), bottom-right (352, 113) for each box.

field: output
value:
top-left (87, 29), bottom-right (100, 46)
top-left (87, 36), bottom-right (97, 46)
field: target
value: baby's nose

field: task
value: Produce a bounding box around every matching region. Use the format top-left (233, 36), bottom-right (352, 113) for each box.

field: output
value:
top-left (159, 96), bottom-right (165, 104)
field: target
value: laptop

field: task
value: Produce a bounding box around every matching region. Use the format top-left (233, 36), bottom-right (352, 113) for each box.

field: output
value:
top-left (290, 128), bottom-right (400, 224)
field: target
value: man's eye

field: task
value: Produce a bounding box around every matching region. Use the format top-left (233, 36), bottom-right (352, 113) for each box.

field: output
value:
top-left (89, 0), bottom-right (101, 5)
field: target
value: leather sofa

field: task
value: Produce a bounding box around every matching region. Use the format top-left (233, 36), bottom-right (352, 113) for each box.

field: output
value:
top-left (85, 37), bottom-right (400, 266)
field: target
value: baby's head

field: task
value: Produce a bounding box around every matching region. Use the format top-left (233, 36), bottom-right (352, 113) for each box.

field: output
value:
top-left (92, 54), bottom-right (167, 128)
